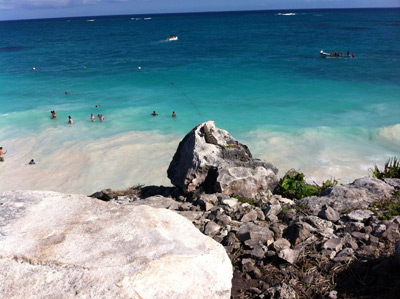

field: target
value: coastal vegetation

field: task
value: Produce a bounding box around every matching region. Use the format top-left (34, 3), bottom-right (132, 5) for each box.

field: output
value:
top-left (274, 169), bottom-right (338, 200)
top-left (373, 157), bottom-right (400, 179)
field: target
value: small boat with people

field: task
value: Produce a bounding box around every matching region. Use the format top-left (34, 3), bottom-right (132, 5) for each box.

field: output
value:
top-left (167, 35), bottom-right (178, 41)
top-left (320, 50), bottom-right (355, 58)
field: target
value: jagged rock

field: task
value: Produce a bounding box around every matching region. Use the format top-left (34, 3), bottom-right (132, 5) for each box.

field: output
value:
top-left (318, 205), bottom-right (340, 222)
top-left (266, 282), bottom-right (296, 299)
top-left (382, 223), bottom-right (400, 243)
top-left (236, 222), bottom-right (274, 247)
top-left (283, 223), bottom-right (313, 246)
top-left (167, 121), bottom-right (278, 198)
top-left (323, 238), bottom-right (343, 252)
top-left (383, 178), bottom-right (400, 189)
top-left (303, 216), bottom-right (335, 238)
top-left (372, 223), bottom-right (387, 237)
top-left (278, 248), bottom-right (301, 264)
top-left (0, 191), bottom-right (232, 299)
top-left (222, 197), bottom-right (239, 208)
top-left (298, 177), bottom-right (394, 214)
top-left (263, 202), bottom-right (282, 218)
top-left (270, 223), bottom-right (287, 239)
top-left (204, 221), bottom-right (221, 237)
top-left (347, 209), bottom-right (374, 222)
top-left (272, 238), bottom-right (291, 251)
top-left (241, 210), bottom-right (258, 222)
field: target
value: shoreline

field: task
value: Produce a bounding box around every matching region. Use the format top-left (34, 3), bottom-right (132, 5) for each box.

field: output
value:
top-left (1, 124), bottom-right (399, 194)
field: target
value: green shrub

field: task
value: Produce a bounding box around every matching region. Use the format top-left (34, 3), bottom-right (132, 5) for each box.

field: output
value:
top-left (274, 169), bottom-right (337, 200)
top-left (373, 157), bottom-right (400, 179)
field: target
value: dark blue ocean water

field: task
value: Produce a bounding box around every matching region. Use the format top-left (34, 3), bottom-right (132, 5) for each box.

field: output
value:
top-left (0, 8), bottom-right (399, 192)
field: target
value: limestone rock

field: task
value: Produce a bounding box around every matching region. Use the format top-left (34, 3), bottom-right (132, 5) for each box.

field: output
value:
top-left (318, 205), bottom-right (340, 222)
top-left (299, 177), bottom-right (394, 214)
top-left (167, 121), bottom-right (278, 198)
top-left (278, 248), bottom-right (301, 264)
top-left (347, 209), bottom-right (374, 222)
top-left (0, 191), bottom-right (232, 299)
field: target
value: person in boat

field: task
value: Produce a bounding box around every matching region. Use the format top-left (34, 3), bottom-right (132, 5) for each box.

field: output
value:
top-left (151, 111), bottom-right (159, 116)
top-left (172, 111), bottom-right (176, 117)
top-left (352, 53), bottom-right (355, 57)
top-left (347, 50), bottom-right (350, 56)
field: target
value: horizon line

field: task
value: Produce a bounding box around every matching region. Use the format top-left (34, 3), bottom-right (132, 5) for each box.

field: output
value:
top-left (1, 6), bottom-right (399, 22)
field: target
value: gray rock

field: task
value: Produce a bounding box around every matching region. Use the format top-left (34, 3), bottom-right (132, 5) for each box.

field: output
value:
top-left (263, 203), bottom-right (282, 217)
top-left (273, 238), bottom-right (291, 252)
top-left (222, 198), bottom-right (239, 208)
top-left (250, 246), bottom-right (266, 259)
top-left (236, 222), bottom-right (274, 246)
top-left (298, 177), bottom-right (394, 214)
top-left (347, 209), bottom-right (374, 222)
top-left (241, 210), bottom-right (258, 222)
top-left (266, 282), bottom-right (296, 299)
top-left (277, 248), bottom-right (301, 264)
top-left (323, 238), bottom-right (343, 252)
top-left (383, 178), bottom-right (400, 189)
top-left (372, 223), bottom-right (387, 237)
top-left (318, 205), bottom-right (340, 222)
top-left (167, 121), bottom-right (278, 198)
top-left (204, 221), bottom-right (221, 237)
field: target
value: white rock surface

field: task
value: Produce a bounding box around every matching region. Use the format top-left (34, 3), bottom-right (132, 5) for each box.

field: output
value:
top-left (0, 190), bottom-right (232, 299)
top-left (167, 121), bottom-right (278, 198)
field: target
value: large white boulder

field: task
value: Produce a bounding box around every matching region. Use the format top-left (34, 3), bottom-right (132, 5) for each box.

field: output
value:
top-left (167, 121), bottom-right (278, 198)
top-left (0, 190), bottom-right (232, 298)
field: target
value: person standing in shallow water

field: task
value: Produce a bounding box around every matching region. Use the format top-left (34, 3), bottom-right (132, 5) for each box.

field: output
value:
top-left (0, 147), bottom-right (7, 162)
top-left (68, 116), bottom-right (73, 124)
top-left (151, 111), bottom-right (159, 116)
top-left (172, 111), bottom-right (176, 117)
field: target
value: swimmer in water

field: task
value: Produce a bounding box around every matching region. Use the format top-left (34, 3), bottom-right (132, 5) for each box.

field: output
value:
top-left (95, 105), bottom-right (100, 108)
top-left (91, 114), bottom-right (95, 121)
top-left (51, 110), bottom-right (57, 119)
top-left (29, 159), bottom-right (36, 165)
top-left (172, 111), bottom-right (176, 117)
top-left (68, 116), bottom-right (73, 124)
top-left (151, 111), bottom-right (159, 116)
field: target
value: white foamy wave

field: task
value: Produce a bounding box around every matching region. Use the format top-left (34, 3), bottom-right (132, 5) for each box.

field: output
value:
top-left (0, 129), bottom-right (180, 195)
top-left (241, 126), bottom-right (397, 184)
top-left (276, 13), bottom-right (296, 16)
top-left (376, 123), bottom-right (400, 150)
top-left (87, 19), bottom-right (95, 22)
top-left (144, 18), bottom-right (152, 20)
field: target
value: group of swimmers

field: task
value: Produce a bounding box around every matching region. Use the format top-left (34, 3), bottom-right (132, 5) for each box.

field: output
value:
top-left (50, 108), bottom-right (176, 124)
top-left (151, 111), bottom-right (176, 117)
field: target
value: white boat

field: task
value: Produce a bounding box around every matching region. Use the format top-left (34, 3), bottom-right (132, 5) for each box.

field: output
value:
top-left (167, 35), bottom-right (178, 41)
top-left (320, 50), bottom-right (354, 59)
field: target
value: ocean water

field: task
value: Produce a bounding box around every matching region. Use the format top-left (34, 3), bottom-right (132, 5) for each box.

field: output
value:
top-left (1, 8), bottom-right (399, 194)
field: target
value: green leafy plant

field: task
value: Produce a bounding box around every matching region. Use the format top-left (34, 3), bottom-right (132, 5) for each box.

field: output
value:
top-left (274, 169), bottom-right (337, 200)
top-left (373, 157), bottom-right (400, 179)
top-left (234, 195), bottom-right (255, 205)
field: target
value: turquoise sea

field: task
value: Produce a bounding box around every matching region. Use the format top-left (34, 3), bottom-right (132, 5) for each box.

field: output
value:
top-left (1, 8), bottom-right (399, 194)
